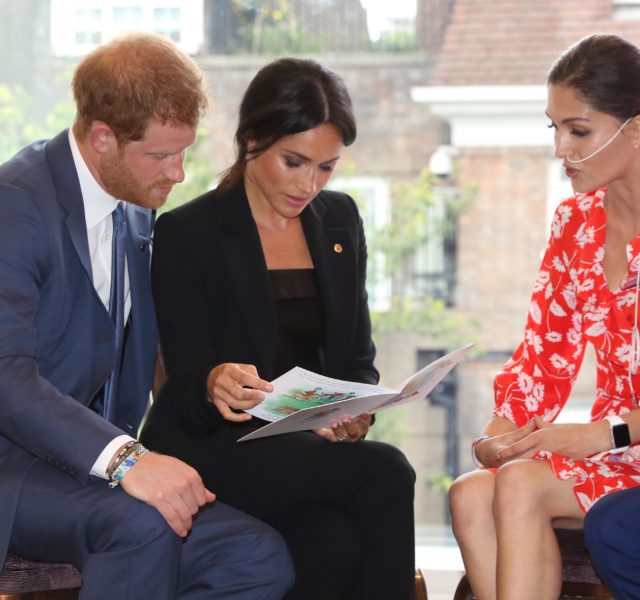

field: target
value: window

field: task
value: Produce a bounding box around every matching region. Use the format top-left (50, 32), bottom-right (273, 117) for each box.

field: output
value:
top-left (75, 9), bottom-right (102, 45)
top-left (613, 0), bottom-right (640, 20)
top-left (113, 6), bottom-right (144, 31)
top-left (50, 1), bottom-right (202, 56)
top-left (412, 188), bottom-right (457, 307)
top-left (329, 176), bottom-right (392, 311)
top-left (154, 7), bottom-right (181, 42)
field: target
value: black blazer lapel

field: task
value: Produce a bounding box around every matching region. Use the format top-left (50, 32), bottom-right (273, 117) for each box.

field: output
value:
top-left (302, 198), bottom-right (357, 376)
top-left (217, 186), bottom-right (278, 377)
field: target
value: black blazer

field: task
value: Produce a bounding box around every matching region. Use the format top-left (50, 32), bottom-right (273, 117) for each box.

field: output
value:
top-left (143, 181), bottom-right (378, 441)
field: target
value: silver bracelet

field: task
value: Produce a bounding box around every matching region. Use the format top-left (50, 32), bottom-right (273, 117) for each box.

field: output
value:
top-left (471, 434), bottom-right (490, 467)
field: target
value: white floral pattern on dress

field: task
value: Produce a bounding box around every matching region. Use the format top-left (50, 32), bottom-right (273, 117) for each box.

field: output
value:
top-left (494, 188), bottom-right (640, 512)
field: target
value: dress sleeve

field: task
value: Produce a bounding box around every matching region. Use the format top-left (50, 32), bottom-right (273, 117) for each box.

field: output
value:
top-left (494, 198), bottom-right (588, 426)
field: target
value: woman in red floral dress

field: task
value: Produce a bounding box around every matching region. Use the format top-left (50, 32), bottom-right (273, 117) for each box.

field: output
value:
top-left (450, 33), bottom-right (640, 599)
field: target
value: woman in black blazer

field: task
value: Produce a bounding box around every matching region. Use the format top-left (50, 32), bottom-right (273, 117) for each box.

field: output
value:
top-left (141, 58), bottom-right (416, 600)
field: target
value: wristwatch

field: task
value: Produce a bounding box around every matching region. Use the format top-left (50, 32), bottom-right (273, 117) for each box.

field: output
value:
top-left (604, 415), bottom-right (631, 453)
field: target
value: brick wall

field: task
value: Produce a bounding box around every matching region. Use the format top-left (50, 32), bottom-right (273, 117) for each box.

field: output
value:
top-left (197, 52), bottom-right (443, 180)
top-left (456, 147), bottom-right (550, 349)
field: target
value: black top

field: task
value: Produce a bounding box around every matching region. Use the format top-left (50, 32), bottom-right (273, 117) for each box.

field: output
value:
top-left (269, 268), bottom-right (325, 377)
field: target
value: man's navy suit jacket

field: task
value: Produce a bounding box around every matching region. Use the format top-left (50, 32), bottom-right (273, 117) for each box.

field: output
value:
top-left (0, 130), bottom-right (157, 562)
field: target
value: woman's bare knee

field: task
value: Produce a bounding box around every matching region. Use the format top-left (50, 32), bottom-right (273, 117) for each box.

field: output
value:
top-left (493, 459), bottom-right (581, 522)
top-left (449, 470), bottom-right (495, 534)
top-left (493, 460), bottom-right (544, 513)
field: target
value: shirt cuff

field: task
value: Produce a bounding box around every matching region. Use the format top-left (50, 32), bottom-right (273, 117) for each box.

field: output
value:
top-left (90, 434), bottom-right (136, 479)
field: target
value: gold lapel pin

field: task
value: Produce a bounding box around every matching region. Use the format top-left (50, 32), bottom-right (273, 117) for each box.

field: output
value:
top-left (333, 243), bottom-right (343, 254)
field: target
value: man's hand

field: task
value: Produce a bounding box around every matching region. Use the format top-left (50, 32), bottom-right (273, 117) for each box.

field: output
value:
top-left (207, 363), bottom-right (273, 422)
top-left (120, 452), bottom-right (215, 537)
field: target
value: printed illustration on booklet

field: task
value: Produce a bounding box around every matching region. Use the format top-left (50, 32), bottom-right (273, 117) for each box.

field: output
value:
top-left (239, 343), bottom-right (474, 441)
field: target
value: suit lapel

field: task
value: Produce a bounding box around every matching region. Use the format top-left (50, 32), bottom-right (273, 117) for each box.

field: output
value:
top-left (302, 198), bottom-right (357, 375)
top-left (44, 130), bottom-right (94, 283)
top-left (125, 204), bottom-right (154, 320)
top-left (217, 185), bottom-right (277, 376)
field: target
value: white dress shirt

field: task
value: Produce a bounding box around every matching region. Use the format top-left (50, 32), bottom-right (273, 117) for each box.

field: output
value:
top-left (68, 130), bottom-right (135, 478)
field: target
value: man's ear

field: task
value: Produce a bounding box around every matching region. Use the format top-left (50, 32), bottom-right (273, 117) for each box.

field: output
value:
top-left (88, 121), bottom-right (117, 155)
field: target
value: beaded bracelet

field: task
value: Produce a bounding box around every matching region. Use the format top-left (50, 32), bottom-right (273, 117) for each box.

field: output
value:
top-left (109, 442), bottom-right (149, 488)
top-left (106, 440), bottom-right (136, 479)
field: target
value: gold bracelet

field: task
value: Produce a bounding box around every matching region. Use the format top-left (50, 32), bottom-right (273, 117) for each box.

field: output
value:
top-left (471, 435), bottom-right (490, 468)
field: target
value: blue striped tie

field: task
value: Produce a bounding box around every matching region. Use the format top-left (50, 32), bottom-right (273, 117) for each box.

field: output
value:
top-left (102, 202), bottom-right (126, 424)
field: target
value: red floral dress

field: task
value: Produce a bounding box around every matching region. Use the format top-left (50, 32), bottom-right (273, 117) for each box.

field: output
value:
top-left (494, 188), bottom-right (640, 512)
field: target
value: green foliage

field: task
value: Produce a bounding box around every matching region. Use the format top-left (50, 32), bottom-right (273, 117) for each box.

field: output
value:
top-left (372, 296), bottom-right (477, 344)
top-left (0, 61), bottom-right (76, 162)
top-left (371, 30), bottom-right (417, 52)
top-left (424, 472), bottom-right (454, 493)
top-left (0, 85), bottom-right (48, 161)
top-left (232, 0), bottom-right (324, 54)
top-left (42, 96), bottom-right (76, 135)
top-left (341, 169), bottom-right (478, 448)
top-left (368, 170), bottom-right (441, 276)
top-left (257, 23), bottom-right (323, 54)
top-left (160, 128), bottom-right (216, 214)
top-left (365, 410), bottom-right (408, 444)
top-left (346, 168), bottom-right (477, 344)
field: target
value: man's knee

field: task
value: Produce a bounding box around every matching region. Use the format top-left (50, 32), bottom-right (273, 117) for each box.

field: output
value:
top-left (246, 524), bottom-right (295, 592)
top-left (584, 499), bottom-right (607, 547)
top-left (584, 492), bottom-right (623, 554)
top-left (90, 498), bottom-right (180, 558)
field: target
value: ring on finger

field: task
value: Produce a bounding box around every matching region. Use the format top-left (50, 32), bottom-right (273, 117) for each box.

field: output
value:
top-left (335, 429), bottom-right (349, 442)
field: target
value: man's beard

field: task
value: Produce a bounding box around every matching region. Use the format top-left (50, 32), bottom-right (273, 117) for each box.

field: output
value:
top-left (100, 149), bottom-right (172, 210)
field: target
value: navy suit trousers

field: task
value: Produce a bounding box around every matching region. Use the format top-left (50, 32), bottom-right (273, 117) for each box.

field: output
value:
top-left (9, 459), bottom-right (294, 600)
top-left (584, 486), bottom-right (640, 600)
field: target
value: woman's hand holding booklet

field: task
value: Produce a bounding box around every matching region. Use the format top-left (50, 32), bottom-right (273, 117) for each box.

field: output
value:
top-left (238, 343), bottom-right (474, 441)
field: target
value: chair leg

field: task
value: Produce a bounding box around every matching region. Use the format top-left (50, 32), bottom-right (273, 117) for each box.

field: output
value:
top-left (451, 573), bottom-right (615, 600)
top-left (415, 567), bottom-right (428, 600)
top-left (0, 590), bottom-right (79, 600)
top-left (560, 581), bottom-right (613, 599)
top-left (453, 574), bottom-right (474, 600)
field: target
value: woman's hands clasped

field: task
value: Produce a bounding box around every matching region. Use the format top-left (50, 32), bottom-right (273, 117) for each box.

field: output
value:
top-left (473, 420), bottom-right (537, 468)
top-left (206, 363), bottom-right (273, 422)
top-left (475, 416), bottom-right (611, 467)
top-left (495, 416), bottom-right (610, 462)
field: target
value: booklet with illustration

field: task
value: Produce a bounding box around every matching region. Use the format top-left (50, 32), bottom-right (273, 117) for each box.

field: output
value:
top-left (238, 342), bottom-right (474, 442)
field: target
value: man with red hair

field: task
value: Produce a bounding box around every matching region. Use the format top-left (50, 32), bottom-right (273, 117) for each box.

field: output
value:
top-left (0, 33), bottom-right (293, 599)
